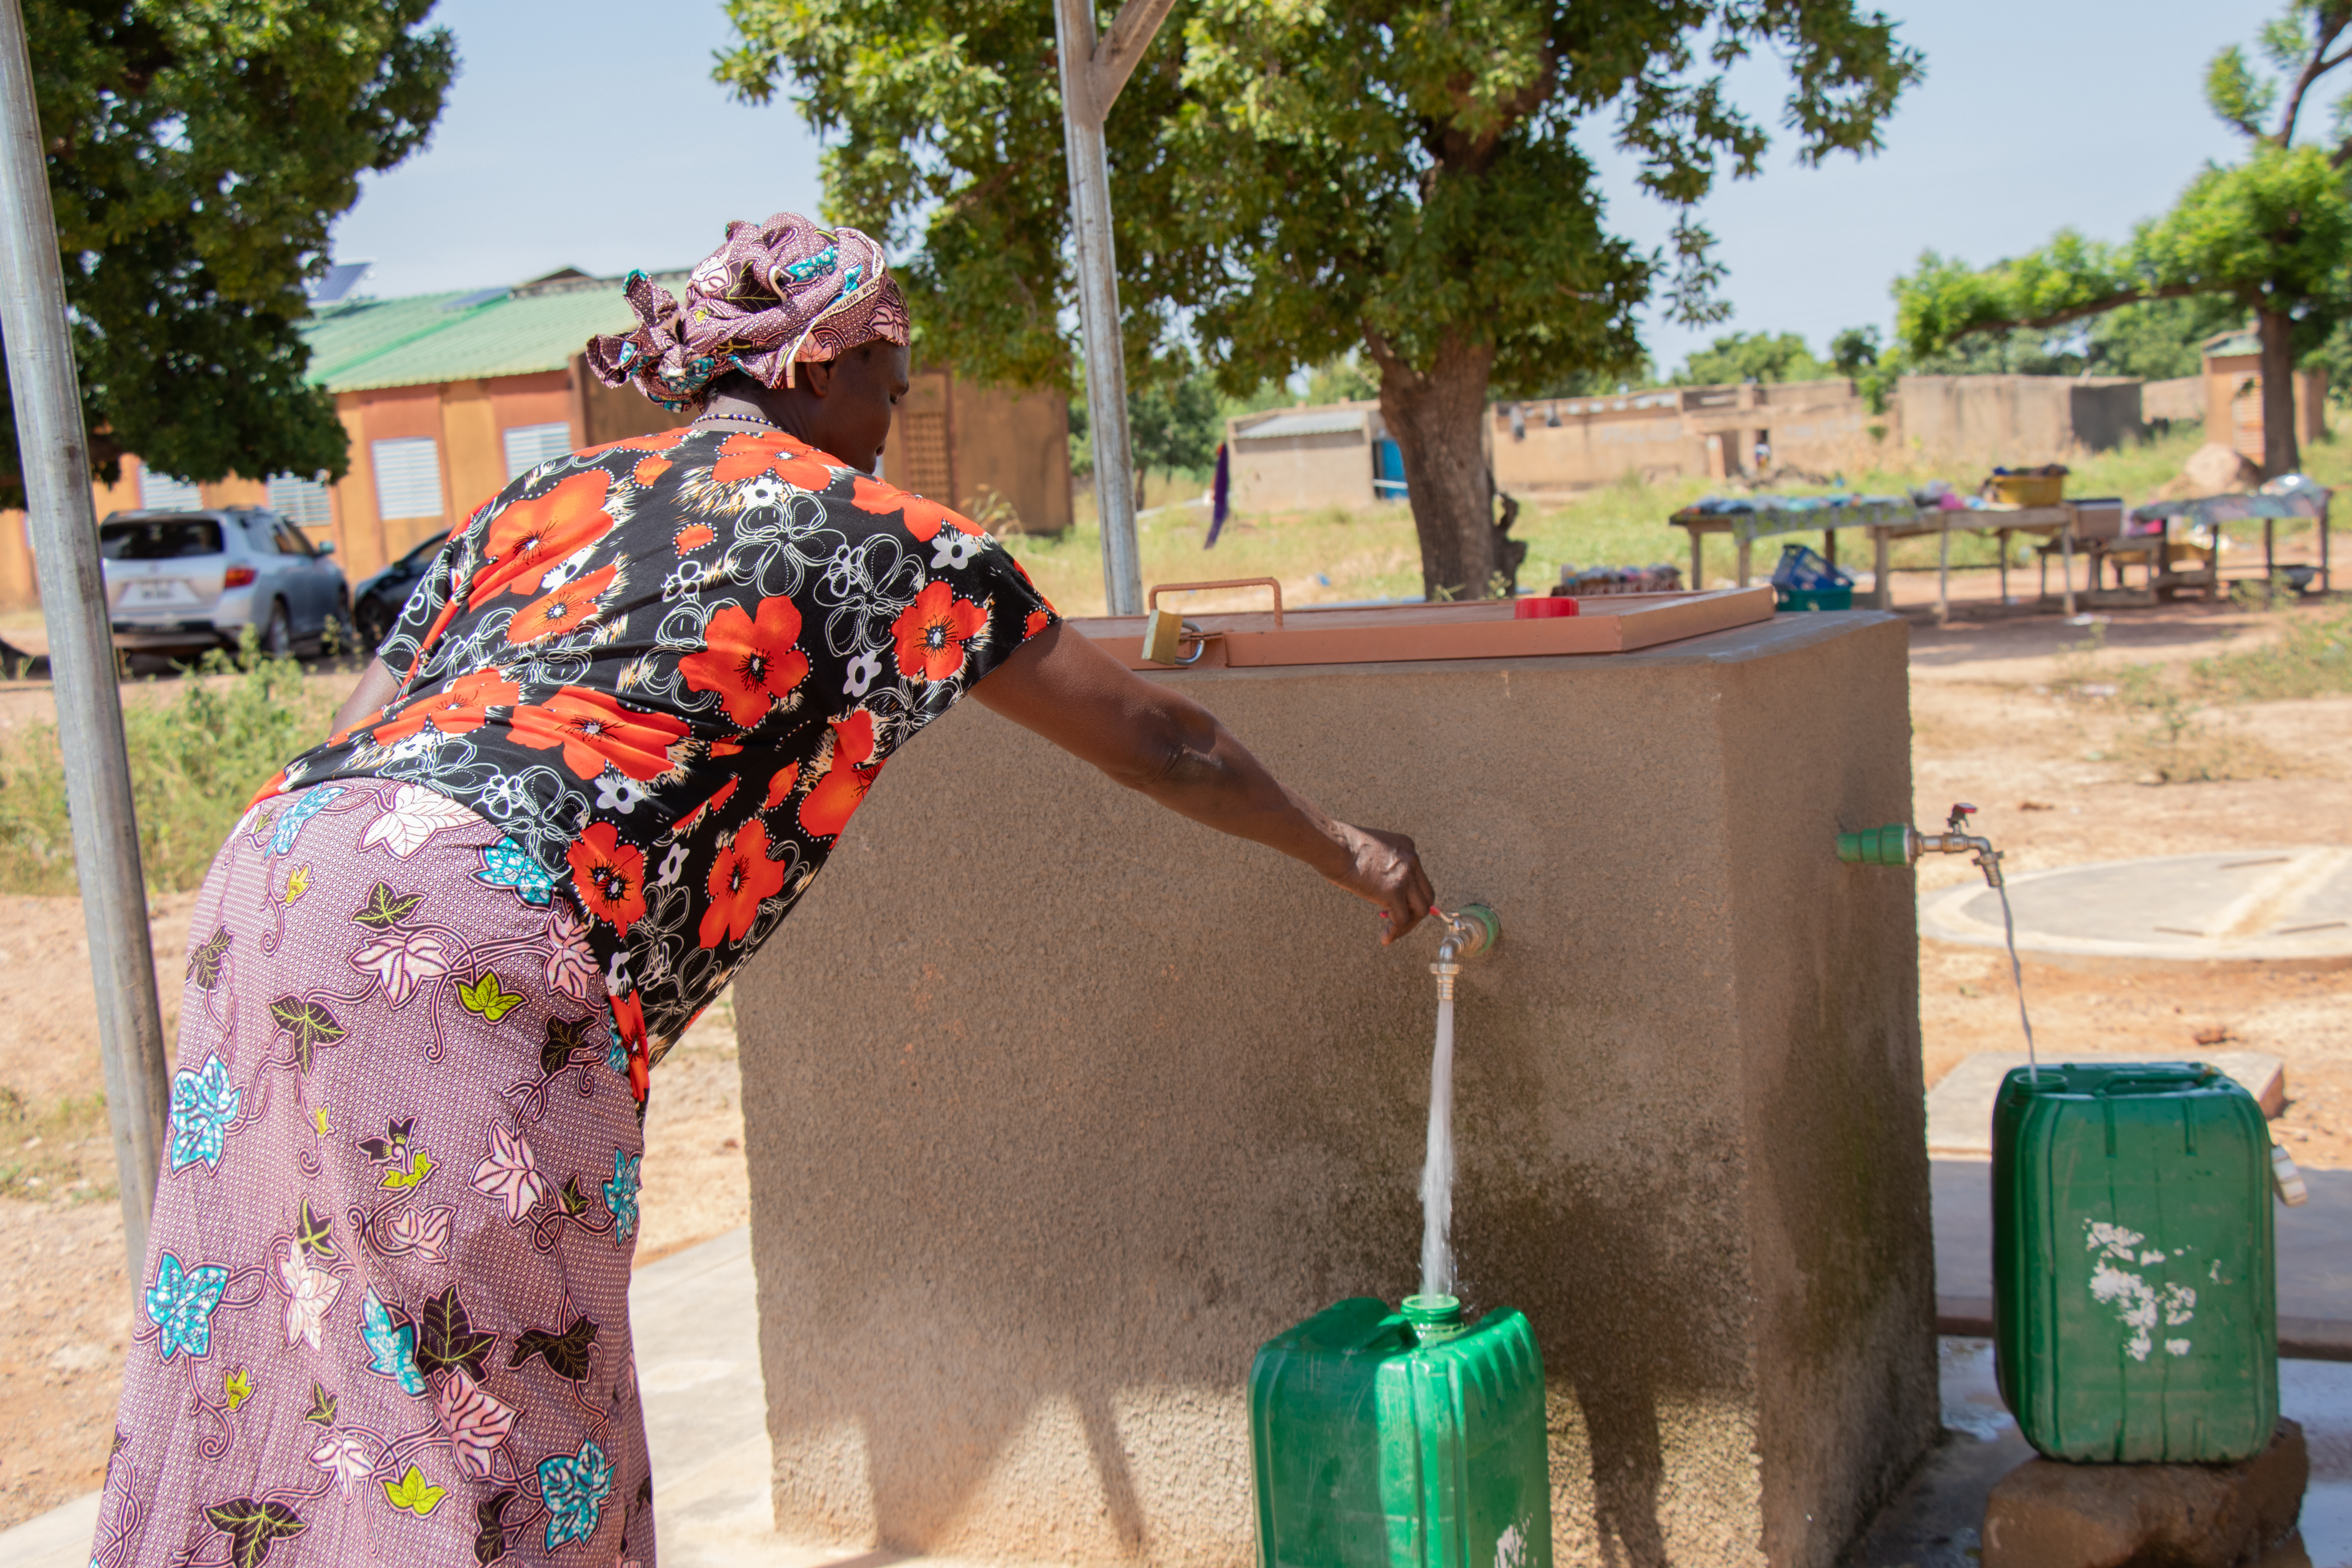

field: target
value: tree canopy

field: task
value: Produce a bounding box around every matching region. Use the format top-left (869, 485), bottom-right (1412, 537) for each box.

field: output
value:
top-left (1, 0), bottom-right (455, 509)
top-left (1893, 0), bottom-right (2352, 475)
top-left (720, 0), bottom-right (1921, 599)
top-left (1671, 331), bottom-right (1830, 386)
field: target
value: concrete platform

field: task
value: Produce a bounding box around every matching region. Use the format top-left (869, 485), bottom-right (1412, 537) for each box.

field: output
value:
top-left (1847, 1341), bottom-right (2352, 1568)
top-left (1921, 848), bottom-right (2352, 968)
top-left (1925, 1051), bottom-right (2286, 1155)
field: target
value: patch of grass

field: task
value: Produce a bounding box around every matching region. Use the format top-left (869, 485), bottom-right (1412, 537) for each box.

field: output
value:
top-left (0, 634), bottom-right (335, 895)
top-left (2189, 600), bottom-right (2352, 702)
top-left (0, 1085), bottom-right (116, 1203)
top-left (2044, 621), bottom-right (2305, 785)
top-left (2066, 658), bottom-right (2300, 785)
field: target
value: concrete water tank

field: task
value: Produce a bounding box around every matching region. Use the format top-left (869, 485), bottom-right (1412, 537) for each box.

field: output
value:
top-left (732, 603), bottom-right (1934, 1568)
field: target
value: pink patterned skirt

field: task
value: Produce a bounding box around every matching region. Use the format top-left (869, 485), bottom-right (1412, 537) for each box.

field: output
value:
top-left (92, 781), bottom-right (654, 1567)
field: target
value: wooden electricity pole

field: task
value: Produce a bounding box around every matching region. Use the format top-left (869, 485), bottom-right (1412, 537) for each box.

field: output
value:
top-left (1053, 0), bottom-right (1175, 617)
top-left (0, 0), bottom-right (171, 1283)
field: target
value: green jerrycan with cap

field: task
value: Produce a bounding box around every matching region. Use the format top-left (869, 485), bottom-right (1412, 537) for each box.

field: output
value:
top-left (1249, 1295), bottom-right (1551, 1568)
top-left (1993, 1062), bottom-right (2278, 1463)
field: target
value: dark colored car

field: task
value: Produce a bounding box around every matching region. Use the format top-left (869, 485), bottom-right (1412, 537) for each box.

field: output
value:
top-left (350, 530), bottom-right (450, 652)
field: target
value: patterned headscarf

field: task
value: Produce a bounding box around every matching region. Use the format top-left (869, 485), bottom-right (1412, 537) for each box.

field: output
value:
top-left (585, 212), bottom-right (911, 410)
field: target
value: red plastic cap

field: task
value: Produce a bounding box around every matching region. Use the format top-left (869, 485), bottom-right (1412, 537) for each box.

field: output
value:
top-left (1514, 595), bottom-right (1579, 619)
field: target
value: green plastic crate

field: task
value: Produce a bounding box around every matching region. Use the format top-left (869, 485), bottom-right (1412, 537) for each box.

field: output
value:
top-left (1992, 1062), bottom-right (2278, 1462)
top-left (1775, 585), bottom-right (1853, 611)
top-left (1250, 1298), bottom-right (1552, 1568)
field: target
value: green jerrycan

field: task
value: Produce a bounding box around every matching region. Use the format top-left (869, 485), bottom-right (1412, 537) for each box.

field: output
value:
top-left (1993, 1062), bottom-right (2278, 1463)
top-left (1249, 1296), bottom-right (1552, 1568)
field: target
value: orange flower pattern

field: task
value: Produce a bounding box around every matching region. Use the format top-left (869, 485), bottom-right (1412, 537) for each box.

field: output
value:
top-left (679, 597), bottom-right (809, 727)
top-left (567, 822), bottom-right (649, 933)
top-left (371, 668), bottom-right (521, 746)
top-left (259, 426), bottom-right (1055, 1061)
top-left (891, 581), bottom-right (990, 685)
top-left (475, 470), bottom-right (616, 603)
top-left (798, 711), bottom-right (883, 839)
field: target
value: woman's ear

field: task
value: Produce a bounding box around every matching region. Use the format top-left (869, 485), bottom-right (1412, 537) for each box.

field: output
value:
top-left (799, 359), bottom-right (836, 399)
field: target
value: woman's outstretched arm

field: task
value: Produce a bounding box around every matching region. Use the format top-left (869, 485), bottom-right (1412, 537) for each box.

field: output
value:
top-left (970, 622), bottom-right (1436, 942)
top-left (330, 657), bottom-right (402, 738)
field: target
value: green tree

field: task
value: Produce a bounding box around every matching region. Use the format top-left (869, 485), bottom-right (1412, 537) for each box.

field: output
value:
top-left (720, 0), bottom-right (1920, 600)
top-left (1072, 356), bottom-right (1223, 508)
top-left (1671, 331), bottom-right (1829, 386)
top-left (1893, 1), bottom-right (2352, 476)
top-left (0, 0), bottom-right (456, 508)
top-left (1829, 325), bottom-right (1879, 376)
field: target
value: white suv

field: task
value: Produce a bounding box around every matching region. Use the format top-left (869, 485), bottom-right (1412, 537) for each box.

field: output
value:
top-left (100, 508), bottom-right (351, 658)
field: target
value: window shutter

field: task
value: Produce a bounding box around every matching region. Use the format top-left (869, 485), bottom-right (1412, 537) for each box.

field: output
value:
top-left (893, 410), bottom-right (951, 499)
top-left (502, 422), bottom-right (575, 480)
top-left (372, 438), bottom-right (444, 522)
top-left (266, 474), bottom-right (335, 529)
top-left (137, 467), bottom-right (204, 511)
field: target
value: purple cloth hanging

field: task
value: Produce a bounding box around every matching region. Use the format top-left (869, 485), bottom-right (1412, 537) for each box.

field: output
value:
top-left (1207, 442), bottom-right (1230, 548)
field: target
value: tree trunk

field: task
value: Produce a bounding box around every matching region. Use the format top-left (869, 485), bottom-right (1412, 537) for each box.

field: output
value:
top-left (2258, 305), bottom-right (2300, 478)
top-left (1371, 328), bottom-right (1525, 601)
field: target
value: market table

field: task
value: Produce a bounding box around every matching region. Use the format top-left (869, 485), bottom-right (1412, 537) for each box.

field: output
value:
top-left (2131, 486), bottom-right (2332, 597)
top-left (1871, 503), bottom-right (2078, 621)
top-left (1669, 497), bottom-right (2083, 619)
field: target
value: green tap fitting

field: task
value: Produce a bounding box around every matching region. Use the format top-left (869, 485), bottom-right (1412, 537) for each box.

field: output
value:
top-left (1837, 804), bottom-right (2005, 888)
top-left (1835, 824), bottom-right (1915, 867)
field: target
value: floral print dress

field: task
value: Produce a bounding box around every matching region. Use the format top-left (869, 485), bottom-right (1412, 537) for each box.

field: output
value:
top-left (262, 423), bottom-right (1054, 1090)
top-left (96, 427), bottom-right (1055, 1568)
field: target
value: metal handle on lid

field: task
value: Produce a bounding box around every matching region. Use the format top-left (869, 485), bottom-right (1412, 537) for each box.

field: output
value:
top-left (1146, 577), bottom-right (1283, 628)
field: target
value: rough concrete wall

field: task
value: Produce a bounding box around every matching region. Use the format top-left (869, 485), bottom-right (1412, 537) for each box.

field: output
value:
top-left (2143, 376), bottom-right (2206, 426)
top-left (1718, 621), bottom-right (1939, 1568)
top-left (1896, 376), bottom-right (2068, 467)
top-left (1228, 430), bottom-right (1372, 514)
top-left (734, 613), bottom-right (1931, 1566)
top-left (950, 382), bottom-right (1073, 536)
top-left (1492, 408), bottom-right (1704, 490)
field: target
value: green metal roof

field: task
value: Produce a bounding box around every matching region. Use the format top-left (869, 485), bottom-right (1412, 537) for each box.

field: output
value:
top-left (301, 273), bottom-right (687, 394)
top-left (303, 292), bottom-right (476, 386)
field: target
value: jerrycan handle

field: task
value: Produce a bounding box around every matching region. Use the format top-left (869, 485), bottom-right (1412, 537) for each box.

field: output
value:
top-left (2094, 1066), bottom-right (2220, 1096)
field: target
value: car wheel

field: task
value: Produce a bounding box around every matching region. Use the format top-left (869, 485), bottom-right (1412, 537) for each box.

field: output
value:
top-left (261, 600), bottom-right (293, 657)
top-left (354, 600), bottom-right (389, 653)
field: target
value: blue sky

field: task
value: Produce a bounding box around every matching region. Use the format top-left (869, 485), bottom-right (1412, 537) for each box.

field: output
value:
top-left (332, 0), bottom-right (2280, 376)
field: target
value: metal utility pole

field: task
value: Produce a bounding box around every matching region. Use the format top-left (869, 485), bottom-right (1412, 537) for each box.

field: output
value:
top-left (1053, 0), bottom-right (1175, 618)
top-left (0, 0), bottom-right (171, 1283)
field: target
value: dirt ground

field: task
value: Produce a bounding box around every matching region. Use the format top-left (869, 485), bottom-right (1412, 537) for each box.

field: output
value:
top-left (1, 592), bottom-right (2347, 1530)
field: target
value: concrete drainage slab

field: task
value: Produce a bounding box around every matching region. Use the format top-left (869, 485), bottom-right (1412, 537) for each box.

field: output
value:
top-left (1922, 847), bottom-right (2352, 968)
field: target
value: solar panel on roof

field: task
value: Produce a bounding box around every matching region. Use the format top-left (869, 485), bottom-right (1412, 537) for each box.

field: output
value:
top-left (308, 261), bottom-right (373, 305)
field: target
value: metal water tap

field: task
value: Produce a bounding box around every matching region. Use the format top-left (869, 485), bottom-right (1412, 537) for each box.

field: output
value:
top-left (1837, 803), bottom-right (2005, 888)
top-left (1430, 904), bottom-right (1500, 1001)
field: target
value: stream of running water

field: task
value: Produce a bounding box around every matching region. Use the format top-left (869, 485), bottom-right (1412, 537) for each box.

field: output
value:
top-left (1419, 990), bottom-right (1456, 1298)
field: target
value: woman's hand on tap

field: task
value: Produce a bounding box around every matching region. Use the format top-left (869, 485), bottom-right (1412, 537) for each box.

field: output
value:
top-left (1330, 823), bottom-right (1434, 944)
